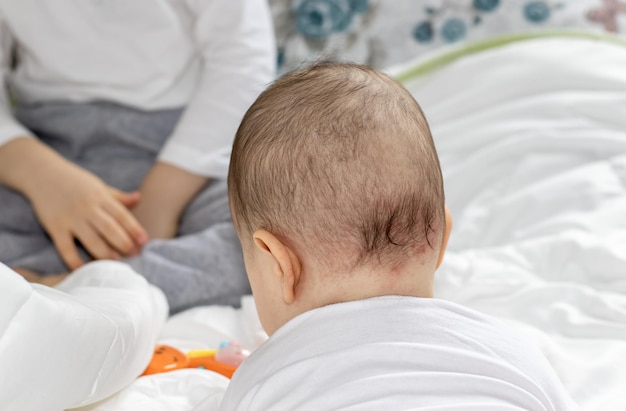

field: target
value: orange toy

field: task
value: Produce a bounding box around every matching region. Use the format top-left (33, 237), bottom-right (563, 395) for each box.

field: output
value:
top-left (142, 342), bottom-right (249, 379)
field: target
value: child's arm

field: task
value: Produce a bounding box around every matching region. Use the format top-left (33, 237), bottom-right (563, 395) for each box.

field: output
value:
top-left (0, 137), bottom-right (148, 270)
top-left (130, 161), bottom-right (208, 239)
top-left (155, 0), bottom-right (275, 195)
top-left (129, 0), bottom-right (275, 239)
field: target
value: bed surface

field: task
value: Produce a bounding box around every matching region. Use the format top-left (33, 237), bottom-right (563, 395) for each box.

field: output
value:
top-left (397, 34), bottom-right (626, 410)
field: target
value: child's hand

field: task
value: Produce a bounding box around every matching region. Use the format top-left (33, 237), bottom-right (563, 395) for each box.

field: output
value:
top-left (28, 164), bottom-right (149, 270)
top-left (0, 137), bottom-right (149, 270)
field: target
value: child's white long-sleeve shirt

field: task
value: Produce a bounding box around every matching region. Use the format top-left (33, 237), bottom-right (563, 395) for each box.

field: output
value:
top-left (0, 0), bottom-right (276, 178)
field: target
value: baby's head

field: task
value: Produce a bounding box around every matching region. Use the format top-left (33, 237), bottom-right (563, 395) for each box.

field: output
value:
top-left (228, 62), bottom-right (451, 335)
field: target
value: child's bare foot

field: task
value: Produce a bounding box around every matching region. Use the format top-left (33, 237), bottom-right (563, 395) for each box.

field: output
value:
top-left (13, 267), bottom-right (70, 287)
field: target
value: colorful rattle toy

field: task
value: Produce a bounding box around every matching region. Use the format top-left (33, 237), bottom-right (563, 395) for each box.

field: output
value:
top-left (142, 341), bottom-right (250, 379)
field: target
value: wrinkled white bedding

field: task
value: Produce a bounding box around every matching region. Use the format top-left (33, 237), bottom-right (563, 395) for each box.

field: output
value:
top-left (2, 35), bottom-right (625, 411)
top-left (397, 35), bottom-right (626, 410)
top-left (0, 261), bottom-right (168, 411)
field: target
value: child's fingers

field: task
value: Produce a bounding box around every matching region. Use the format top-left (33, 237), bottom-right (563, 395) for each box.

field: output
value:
top-left (91, 208), bottom-right (137, 256)
top-left (104, 200), bottom-right (149, 246)
top-left (111, 189), bottom-right (141, 208)
top-left (73, 221), bottom-right (118, 262)
top-left (51, 232), bottom-right (85, 271)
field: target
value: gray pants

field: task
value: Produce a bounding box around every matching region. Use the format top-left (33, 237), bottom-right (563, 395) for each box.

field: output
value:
top-left (0, 102), bottom-right (249, 314)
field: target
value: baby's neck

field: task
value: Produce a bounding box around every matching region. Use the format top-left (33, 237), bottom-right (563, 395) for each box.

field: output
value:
top-left (311, 258), bottom-right (436, 308)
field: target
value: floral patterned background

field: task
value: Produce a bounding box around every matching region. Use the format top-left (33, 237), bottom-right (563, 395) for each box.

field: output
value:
top-left (269, 0), bottom-right (626, 72)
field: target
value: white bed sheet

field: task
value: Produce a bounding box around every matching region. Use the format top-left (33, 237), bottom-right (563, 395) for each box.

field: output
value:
top-left (74, 35), bottom-right (626, 411)
top-left (398, 35), bottom-right (626, 410)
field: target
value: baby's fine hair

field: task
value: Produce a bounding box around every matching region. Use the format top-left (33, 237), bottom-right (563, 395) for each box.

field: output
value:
top-left (228, 61), bottom-right (444, 270)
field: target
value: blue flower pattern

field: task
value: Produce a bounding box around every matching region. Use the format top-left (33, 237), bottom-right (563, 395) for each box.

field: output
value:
top-left (412, 21), bottom-right (434, 43)
top-left (524, 1), bottom-right (551, 23)
top-left (412, 1), bottom-right (556, 45)
top-left (349, 0), bottom-right (369, 13)
top-left (441, 18), bottom-right (467, 43)
top-left (473, 0), bottom-right (500, 12)
top-left (294, 0), bottom-right (369, 40)
top-left (272, 0), bottom-right (608, 73)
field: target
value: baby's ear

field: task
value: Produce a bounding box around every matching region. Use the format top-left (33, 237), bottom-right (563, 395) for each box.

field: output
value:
top-left (253, 230), bottom-right (302, 304)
